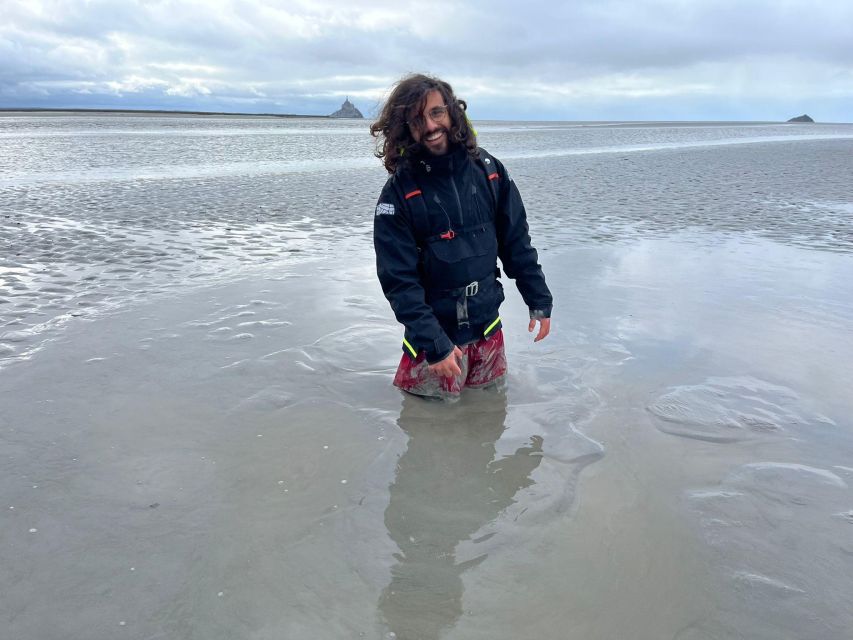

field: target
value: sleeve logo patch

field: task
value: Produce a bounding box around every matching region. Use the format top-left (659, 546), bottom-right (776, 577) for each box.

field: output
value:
top-left (375, 202), bottom-right (395, 216)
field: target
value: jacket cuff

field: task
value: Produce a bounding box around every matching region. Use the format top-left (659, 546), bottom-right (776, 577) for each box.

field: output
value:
top-left (529, 307), bottom-right (552, 320)
top-left (425, 334), bottom-right (455, 365)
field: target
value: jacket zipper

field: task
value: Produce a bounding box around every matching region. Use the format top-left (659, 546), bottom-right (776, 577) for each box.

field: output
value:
top-left (432, 194), bottom-right (453, 232)
top-left (449, 158), bottom-right (464, 226)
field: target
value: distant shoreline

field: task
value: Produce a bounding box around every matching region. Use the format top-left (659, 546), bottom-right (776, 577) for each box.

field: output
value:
top-left (0, 107), bottom-right (330, 118)
top-left (1, 108), bottom-right (848, 125)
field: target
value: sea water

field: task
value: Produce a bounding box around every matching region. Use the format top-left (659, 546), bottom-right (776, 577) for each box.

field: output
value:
top-left (1, 114), bottom-right (852, 639)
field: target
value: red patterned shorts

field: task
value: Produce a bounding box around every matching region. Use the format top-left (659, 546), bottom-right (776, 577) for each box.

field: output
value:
top-left (393, 330), bottom-right (507, 398)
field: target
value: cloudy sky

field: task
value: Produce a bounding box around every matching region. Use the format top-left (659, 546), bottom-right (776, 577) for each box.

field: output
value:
top-left (2, 0), bottom-right (851, 121)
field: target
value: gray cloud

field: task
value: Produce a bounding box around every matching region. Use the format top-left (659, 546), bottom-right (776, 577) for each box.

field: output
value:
top-left (1, 0), bottom-right (851, 120)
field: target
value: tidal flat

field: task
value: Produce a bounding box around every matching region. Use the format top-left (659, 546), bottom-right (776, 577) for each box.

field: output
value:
top-left (2, 115), bottom-right (852, 639)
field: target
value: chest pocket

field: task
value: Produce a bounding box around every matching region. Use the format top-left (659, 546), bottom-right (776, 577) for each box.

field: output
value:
top-left (424, 177), bottom-right (497, 264)
top-left (427, 221), bottom-right (497, 264)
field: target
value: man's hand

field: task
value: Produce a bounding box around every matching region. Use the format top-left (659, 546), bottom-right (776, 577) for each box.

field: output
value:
top-left (428, 346), bottom-right (463, 377)
top-left (528, 317), bottom-right (551, 342)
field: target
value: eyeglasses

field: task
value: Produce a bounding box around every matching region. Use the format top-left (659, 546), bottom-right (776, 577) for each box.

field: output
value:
top-left (407, 105), bottom-right (448, 129)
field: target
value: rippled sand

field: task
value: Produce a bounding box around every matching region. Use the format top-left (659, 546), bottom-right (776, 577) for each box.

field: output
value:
top-left (2, 116), bottom-right (853, 639)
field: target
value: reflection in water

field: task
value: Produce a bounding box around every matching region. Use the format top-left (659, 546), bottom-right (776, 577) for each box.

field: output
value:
top-left (379, 391), bottom-right (543, 639)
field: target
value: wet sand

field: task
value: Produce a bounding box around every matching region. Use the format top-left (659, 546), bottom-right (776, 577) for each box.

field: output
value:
top-left (3, 116), bottom-right (853, 638)
top-left (2, 234), bottom-right (852, 639)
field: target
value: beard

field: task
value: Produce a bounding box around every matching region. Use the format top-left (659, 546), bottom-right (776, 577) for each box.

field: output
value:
top-left (420, 127), bottom-right (450, 155)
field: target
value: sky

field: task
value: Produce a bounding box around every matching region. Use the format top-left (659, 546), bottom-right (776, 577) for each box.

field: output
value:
top-left (1, 0), bottom-right (852, 122)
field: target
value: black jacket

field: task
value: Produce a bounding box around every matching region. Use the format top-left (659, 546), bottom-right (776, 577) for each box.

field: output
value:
top-left (373, 145), bottom-right (552, 364)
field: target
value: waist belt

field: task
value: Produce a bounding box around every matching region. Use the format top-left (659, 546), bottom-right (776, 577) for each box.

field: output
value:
top-left (430, 270), bottom-right (498, 328)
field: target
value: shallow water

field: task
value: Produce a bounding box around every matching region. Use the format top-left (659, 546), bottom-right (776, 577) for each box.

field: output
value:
top-left (3, 116), bottom-right (853, 365)
top-left (1, 115), bottom-right (852, 639)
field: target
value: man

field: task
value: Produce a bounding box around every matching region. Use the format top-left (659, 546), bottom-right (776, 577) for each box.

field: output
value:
top-left (370, 73), bottom-right (552, 398)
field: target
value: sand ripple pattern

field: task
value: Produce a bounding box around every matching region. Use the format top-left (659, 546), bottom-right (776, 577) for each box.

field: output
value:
top-left (518, 137), bottom-right (853, 254)
top-left (687, 462), bottom-right (853, 638)
top-left (647, 375), bottom-right (836, 443)
top-left (0, 165), bottom-right (382, 366)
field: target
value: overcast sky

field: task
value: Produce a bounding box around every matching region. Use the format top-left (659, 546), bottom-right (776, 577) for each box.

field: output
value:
top-left (2, 0), bottom-right (851, 121)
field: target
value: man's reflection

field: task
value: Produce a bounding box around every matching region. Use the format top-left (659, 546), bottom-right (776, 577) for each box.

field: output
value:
top-left (379, 391), bottom-right (543, 639)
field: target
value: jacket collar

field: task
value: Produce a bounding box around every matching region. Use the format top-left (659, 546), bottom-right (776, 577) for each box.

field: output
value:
top-left (410, 144), bottom-right (468, 177)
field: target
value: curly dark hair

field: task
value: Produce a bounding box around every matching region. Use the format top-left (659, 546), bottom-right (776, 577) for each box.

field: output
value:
top-left (370, 73), bottom-right (478, 174)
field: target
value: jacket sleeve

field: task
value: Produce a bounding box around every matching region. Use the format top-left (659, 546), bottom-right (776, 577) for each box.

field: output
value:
top-left (373, 178), bottom-right (456, 364)
top-left (492, 157), bottom-right (554, 318)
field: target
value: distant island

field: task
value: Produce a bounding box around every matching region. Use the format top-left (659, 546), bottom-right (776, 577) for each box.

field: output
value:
top-left (330, 97), bottom-right (364, 119)
top-left (787, 114), bottom-right (815, 123)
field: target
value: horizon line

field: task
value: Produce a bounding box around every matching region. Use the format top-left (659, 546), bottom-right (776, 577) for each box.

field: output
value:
top-left (1, 107), bottom-right (844, 125)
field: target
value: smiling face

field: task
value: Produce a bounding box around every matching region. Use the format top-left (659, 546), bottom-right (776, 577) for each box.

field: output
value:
top-left (408, 89), bottom-right (451, 156)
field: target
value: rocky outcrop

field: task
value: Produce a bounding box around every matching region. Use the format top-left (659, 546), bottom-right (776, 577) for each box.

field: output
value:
top-left (330, 97), bottom-right (363, 119)
top-left (787, 114), bottom-right (814, 123)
